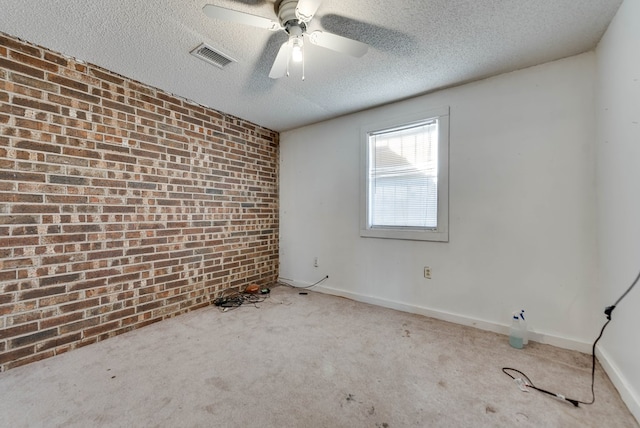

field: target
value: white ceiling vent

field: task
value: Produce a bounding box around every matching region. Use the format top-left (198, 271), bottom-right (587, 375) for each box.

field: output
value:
top-left (190, 43), bottom-right (237, 69)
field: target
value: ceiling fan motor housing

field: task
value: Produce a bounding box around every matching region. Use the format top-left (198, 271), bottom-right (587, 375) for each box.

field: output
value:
top-left (278, 0), bottom-right (306, 32)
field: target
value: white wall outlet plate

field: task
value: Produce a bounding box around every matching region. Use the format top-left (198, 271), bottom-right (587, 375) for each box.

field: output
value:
top-left (424, 266), bottom-right (431, 279)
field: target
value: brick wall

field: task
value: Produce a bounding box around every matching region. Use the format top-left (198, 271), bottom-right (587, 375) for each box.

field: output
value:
top-left (0, 33), bottom-right (279, 371)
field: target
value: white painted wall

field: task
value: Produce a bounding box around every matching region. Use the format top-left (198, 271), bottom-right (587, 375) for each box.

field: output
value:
top-left (595, 0), bottom-right (640, 420)
top-left (280, 53), bottom-right (599, 350)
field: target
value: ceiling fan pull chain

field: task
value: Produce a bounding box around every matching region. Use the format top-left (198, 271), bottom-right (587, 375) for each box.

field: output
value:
top-left (286, 46), bottom-right (290, 77)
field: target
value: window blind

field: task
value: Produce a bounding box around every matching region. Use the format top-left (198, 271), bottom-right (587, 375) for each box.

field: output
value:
top-left (368, 120), bottom-right (439, 228)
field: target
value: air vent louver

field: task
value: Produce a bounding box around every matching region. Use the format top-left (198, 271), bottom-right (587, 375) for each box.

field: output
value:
top-left (190, 43), bottom-right (236, 69)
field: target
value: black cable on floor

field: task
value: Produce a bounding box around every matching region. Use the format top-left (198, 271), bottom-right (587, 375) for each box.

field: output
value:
top-left (502, 268), bottom-right (640, 407)
top-left (278, 275), bottom-right (329, 289)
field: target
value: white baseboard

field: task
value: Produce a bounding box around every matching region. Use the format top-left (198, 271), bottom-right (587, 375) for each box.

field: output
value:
top-left (278, 277), bottom-right (639, 423)
top-left (596, 346), bottom-right (640, 423)
top-left (277, 278), bottom-right (592, 353)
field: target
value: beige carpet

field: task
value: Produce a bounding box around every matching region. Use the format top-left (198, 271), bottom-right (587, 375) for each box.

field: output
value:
top-left (0, 286), bottom-right (636, 427)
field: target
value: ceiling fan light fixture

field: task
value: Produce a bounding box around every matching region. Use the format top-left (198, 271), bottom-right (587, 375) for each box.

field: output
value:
top-left (291, 37), bottom-right (304, 63)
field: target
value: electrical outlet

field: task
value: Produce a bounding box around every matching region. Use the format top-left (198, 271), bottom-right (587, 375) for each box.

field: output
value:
top-left (424, 266), bottom-right (431, 279)
top-left (314, 257), bottom-right (319, 267)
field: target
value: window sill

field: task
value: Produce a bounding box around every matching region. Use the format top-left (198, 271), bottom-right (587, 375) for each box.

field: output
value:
top-left (360, 227), bottom-right (448, 242)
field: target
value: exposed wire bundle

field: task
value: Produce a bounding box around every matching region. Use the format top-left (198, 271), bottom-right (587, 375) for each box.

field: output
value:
top-left (213, 288), bottom-right (270, 311)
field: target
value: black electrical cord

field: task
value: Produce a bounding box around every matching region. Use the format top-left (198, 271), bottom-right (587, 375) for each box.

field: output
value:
top-left (502, 268), bottom-right (640, 407)
top-left (502, 367), bottom-right (582, 407)
top-left (278, 275), bottom-right (329, 289)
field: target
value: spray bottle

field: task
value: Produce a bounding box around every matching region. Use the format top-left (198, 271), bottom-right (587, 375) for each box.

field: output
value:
top-left (509, 312), bottom-right (524, 349)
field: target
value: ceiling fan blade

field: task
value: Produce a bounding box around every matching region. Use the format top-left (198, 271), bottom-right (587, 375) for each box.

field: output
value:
top-left (308, 31), bottom-right (368, 57)
top-left (203, 4), bottom-right (282, 31)
top-left (295, 0), bottom-right (322, 22)
top-left (269, 42), bottom-right (291, 79)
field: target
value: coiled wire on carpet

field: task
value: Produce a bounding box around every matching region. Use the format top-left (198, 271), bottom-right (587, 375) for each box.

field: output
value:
top-left (213, 288), bottom-right (269, 311)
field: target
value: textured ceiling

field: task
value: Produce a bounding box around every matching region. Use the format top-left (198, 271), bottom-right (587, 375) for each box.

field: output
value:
top-left (0, 0), bottom-right (623, 131)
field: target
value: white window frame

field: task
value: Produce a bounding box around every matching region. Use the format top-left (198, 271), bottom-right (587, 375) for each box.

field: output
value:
top-left (360, 106), bottom-right (449, 242)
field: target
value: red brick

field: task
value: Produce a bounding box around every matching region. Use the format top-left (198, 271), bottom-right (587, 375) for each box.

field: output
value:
top-left (9, 49), bottom-right (55, 70)
top-left (13, 96), bottom-right (60, 114)
top-left (48, 175), bottom-right (88, 185)
top-left (60, 298), bottom-right (100, 313)
top-left (47, 74), bottom-right (88, 92)
top-left (10, 72), bottom-right (58, 93)
top-left (59, 317), bottom-right (100, 334)
top-left (0, 322), bottom-right (38, 340)
top-left (102, 99), bottom-right (135, 115)
top-left (0, 345), bottom-right (35, 364)
top-left (38, 292), bottom-right (81, 308)
top-left (85, 268), bottom-right (121, 280)
top-left (10, 225), bottom-right (39, 235)
top-left (43, 52), bottom-right (68, 67)
top-left (19, 285), bottom-right (67, 301)
top-left (0, 57), bottom-right (44, 79)
top-left (83, 321), bottom-right (119, 338)
top-left (62, 147), bottom-right (101, 159)
top-left (14, 140), bottom-right (62, 154)
top-left (0, 236), bottom-right (39, 248)
top-left (0, 171), bottom-right (46, 183)
top-left (90, 68), bottom-right (125, 85)
top-left (9, 328), bottom-right (57, 348)
top-left (0, 35), bottom-right (40, 56)
top-left (37, 332), bottom-right (82, 352)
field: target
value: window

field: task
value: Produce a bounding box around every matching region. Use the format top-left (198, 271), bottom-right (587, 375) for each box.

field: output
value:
top-left (360, 107), bottom-right (449, 242)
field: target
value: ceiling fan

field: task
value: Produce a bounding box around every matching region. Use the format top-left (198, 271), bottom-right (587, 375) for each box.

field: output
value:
top-left (203, 0), bottom-right (369, 79)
